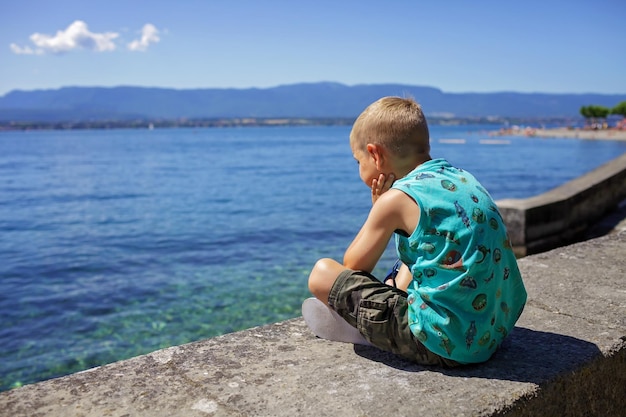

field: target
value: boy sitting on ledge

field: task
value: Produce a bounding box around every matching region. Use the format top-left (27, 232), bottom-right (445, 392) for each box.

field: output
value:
top-left (308, 96), bottom-right (527, 366)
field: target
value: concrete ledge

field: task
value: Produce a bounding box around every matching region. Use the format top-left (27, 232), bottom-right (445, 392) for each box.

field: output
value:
top-left (497, 152), bottom-right (626, 256)
top-left (1, 229), bottom-right (625, 416)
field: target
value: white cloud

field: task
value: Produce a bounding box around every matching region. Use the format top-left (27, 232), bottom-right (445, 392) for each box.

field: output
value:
top-left (9, 43), bottom-right (42, 55)
top-left (10, 20), bottom-right (119, 55)
top-left (127, 24), bottom-right (160, 52)
top-left (10, 21), bottom-right (161, 56)
top-left (32, 20), bottom-right (118, 53)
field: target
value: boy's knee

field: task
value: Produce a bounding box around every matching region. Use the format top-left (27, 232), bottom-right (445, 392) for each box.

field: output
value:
top-left (308, 258), bottom-right (329, 289)
top-left (308, 258), bottom-right (341, 297)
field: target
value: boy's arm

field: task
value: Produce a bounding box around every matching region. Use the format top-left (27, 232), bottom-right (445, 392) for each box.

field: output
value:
top-left (343, 190), bottom-right (408, 273)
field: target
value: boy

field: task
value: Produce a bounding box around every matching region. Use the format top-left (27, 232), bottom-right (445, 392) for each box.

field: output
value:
top-left (308, 96), bottom-right (527, 366)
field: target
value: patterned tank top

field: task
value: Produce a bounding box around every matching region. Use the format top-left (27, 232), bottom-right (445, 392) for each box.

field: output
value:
top-left (392, 158), bottom-right (527, 363)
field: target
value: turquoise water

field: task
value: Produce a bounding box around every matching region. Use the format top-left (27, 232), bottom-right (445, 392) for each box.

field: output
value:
top-left (1, 125), bottom-right (625, 391)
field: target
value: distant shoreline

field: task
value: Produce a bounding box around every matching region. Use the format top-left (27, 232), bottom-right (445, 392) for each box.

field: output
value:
top-left (493, 127), bottom-right (626, 142)
top-left (3, 118), bottom-right (626, 142)
top-left (0, 116), bottom-right (550, 132)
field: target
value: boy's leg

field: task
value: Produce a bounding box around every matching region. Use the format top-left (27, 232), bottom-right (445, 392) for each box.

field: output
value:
top-left (328, 268), bottom-right (461, 367)
top-left (383, 260), bottom-right (415, 292)
top-left (302, 297), bottom-right (372, 345)
top-left (394, 263), bottom-right (413, 291)
top-left (383, 259), bottom-right (402, 287)
top-left (308, 258), bottom-right (347, 306)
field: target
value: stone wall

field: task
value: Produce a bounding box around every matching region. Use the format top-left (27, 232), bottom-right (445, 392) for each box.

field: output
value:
top-left (1, 230), bottom-right (625, 416)
top-left (497, 152), bottom-right (626, 256)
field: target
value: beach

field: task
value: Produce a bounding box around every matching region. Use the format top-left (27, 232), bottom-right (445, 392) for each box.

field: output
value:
top-left (495, 126), bottom-right (626, 141)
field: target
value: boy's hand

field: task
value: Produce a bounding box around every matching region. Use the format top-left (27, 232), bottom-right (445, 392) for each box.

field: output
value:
top-left (371, 173), bottom-right (395, 204)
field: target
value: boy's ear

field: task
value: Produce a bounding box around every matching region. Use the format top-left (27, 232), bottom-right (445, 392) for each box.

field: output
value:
top-left (366, 143), bottom-right (384, 170)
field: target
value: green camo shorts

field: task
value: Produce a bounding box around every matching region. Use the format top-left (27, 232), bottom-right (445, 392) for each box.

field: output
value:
top-left (328, 269), bottom-right (461, 367)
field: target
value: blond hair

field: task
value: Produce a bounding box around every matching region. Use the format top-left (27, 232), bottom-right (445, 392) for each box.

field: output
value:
top-left (350, 96), bottom-right (430, 156)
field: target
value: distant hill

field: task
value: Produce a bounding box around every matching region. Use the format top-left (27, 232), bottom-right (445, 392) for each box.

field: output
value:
top-left (1, 82), bottom-right (625, 121)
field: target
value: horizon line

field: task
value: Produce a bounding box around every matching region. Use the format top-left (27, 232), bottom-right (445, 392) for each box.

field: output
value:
top-left (2, 82), bottom-right (626, 97)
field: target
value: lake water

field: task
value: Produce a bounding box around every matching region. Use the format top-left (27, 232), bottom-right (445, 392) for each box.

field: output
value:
top-left (1, 125), bottom-right (625, 391)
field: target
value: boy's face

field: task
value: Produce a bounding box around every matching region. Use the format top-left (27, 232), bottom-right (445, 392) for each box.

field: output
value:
top-left (351, 144), bottom-right (379, 187)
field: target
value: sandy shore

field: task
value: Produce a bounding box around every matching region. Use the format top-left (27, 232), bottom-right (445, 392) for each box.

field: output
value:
top-left (494, 127), bottom-right (626, 141)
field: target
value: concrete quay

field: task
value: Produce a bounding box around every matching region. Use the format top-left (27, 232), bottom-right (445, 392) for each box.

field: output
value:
top-left (1, 219), bottom-right (625, 416)
top-left (498, 152), bottom-right (626, 256)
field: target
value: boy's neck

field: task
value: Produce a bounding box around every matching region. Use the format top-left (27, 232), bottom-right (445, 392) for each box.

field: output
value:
top-left (394, 154), bottom-right (432, 178)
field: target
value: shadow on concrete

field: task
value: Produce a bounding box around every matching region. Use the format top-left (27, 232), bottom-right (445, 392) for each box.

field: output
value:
top-left (353, 327), bottom-right (601, 384)
top-left (584, 198), bottom-right (626, 240)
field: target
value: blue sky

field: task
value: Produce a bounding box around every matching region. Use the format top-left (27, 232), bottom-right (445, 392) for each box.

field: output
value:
top-left (1, 0), bottom-right (624, 96)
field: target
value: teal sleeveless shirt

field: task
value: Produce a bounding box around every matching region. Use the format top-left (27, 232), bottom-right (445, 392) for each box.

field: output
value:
top-left (392, 159), bottom-right (527, 363)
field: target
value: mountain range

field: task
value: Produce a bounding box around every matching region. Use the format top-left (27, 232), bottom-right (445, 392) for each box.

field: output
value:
top-left (1, 82), bottom-right (625, 121)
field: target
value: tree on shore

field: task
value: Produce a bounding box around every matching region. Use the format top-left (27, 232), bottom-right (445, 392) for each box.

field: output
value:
top-left (580, 105), bottom-right (610, 128)
top-left (611, 101), bottom-right (626, 118)
top-left (612, 101), bottom-right (626, 130)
